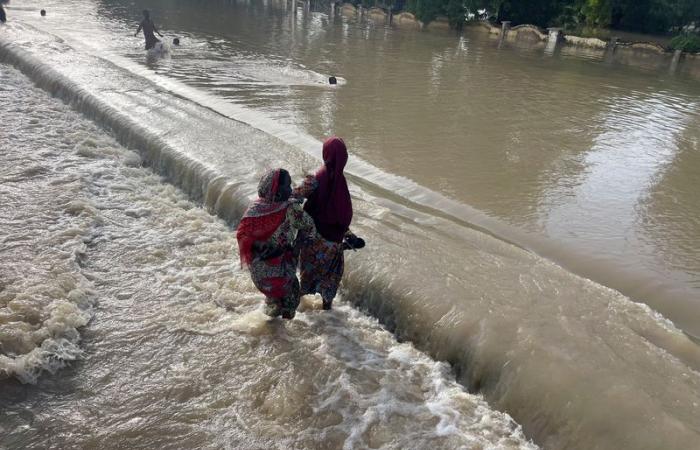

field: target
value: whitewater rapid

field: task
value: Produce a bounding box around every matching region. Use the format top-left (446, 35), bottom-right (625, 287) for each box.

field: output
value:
top-left (1, 3), bottom-right (700, 449)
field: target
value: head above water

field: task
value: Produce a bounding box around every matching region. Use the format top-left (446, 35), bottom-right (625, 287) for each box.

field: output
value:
top-left (40, 9), bottom-right (46, 16)
top-left (142, 9), bottom-right (150, 19)
top-left (173, 37), bottom-right (180, 46)
top-left (276, 170), bottom-right (292, 202)
top-left (329, 76), bottom-right (337, 85)
top-left (305, 136), bottom-right (352, 242)
top-left (322, 137), bottom-right (348, 172)
top-left (257, 169), bottom-right (292, 203)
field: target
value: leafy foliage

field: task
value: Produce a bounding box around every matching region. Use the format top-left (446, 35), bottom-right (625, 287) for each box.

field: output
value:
top-left (670, 33), bottom-right (700, 52)
top-left (367, 0), bottom-right (700, 33)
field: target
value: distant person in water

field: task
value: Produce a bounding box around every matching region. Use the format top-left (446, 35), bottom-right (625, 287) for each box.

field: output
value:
top-left (134, 9), bottom-right (163, 50)
top-left (293, 137), bottom-right (363, 310)
top-left (0, 0), bottom-right (7, 23)
top-left (40, 9), bottom-right (45, 16)
top-left (237, 169), bottom-right (316, 319)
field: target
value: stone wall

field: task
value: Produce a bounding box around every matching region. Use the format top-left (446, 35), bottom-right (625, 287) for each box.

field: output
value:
top-left (509, 24), bottom-right (546, 41)
top-left (563, 35), bottom-right (607, 49)
top-left (463, 21), bottom-right (700, 82)
top-left (613, 43), bottom-right (674, 71)
top-left (680, 53), bottom-right (700, 79)
top-left (367, 7), bottom-right (388, 23)
top-left (425, 16), bottom-right (451, 32)
top-left (340, 3), bottom-right (357, 18)
top-left (393, 12), bottom-right (422, 30)
top-left (468, 21), bottom-right (501, 35)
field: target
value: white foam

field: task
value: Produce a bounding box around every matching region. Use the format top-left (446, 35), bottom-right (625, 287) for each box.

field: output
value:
top-left (0, 337), bottom-right (85, 384)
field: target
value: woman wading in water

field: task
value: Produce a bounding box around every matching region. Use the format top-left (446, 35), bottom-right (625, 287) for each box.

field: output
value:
top-left (294, 137), bottom-right (363, 310)
top-left (237, 169), bottom-right (315, 319)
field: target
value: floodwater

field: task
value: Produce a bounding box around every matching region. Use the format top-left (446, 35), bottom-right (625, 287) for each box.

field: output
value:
top-left (0, 64), bottom-right (534, 449)
top-left (1, 0), bottom-right (700, 449)
top-left (110, 0), bottom-right (700, 336)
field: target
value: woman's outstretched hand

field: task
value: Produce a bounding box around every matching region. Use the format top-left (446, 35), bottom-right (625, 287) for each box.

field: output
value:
top-left (342, 232), bottom-right (365, 251)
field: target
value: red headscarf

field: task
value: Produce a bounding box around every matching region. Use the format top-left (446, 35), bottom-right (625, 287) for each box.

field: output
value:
top-left (237, 169), bottom-right (288, 267)
top-left (304, 137), bottom-right (353, 243)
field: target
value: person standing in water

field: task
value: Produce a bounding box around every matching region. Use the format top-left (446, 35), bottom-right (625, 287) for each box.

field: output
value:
top-left (1, 0), bottom-right (8, 24)
top-left (237, 169), bottom-right (316, 319)
top-left (134, 9), bottom-right (163, 50)
top-left (294, 137), bottom-right (362, 310)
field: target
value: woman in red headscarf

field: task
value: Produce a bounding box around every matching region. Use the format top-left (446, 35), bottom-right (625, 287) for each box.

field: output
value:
top-left (293, 137), bottom-right (359, 310)
top-left (237, 169), bottom-right (315, 319)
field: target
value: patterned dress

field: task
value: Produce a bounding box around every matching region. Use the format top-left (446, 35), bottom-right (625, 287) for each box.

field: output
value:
top-left (294, 176), bottom-right (346, 307)
top-left (249, 203), bottom-right (314, 318)
top-left (237, 170), bottom-right (315, 319)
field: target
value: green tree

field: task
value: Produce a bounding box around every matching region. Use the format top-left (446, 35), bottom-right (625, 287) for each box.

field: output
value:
top-left (670, 33), bottom-right (700, 52)
top-left (415, 0), bottom-right (443, 23)
top-left (574, 0), bottom-right (698, 33)
top-left (405, 0), bottom-right (468, 26)
top-left (406, 0), bottom-right (700, 32)
top-left (445, 0), bottom-right (468, 27)
top-left (674, 0), bottom-right (700, 29)
top-left (579, 0), bottom-right (612, 27)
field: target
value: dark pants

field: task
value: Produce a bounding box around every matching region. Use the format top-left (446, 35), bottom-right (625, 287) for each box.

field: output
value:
top-left (145, 35), bottom-right (160, 50)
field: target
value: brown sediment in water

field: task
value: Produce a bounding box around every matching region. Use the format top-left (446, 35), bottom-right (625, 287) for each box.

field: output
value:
top-left (2, 3), bottom-right (700, 448)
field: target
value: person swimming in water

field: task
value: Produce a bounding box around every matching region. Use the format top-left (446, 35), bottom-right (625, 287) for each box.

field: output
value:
top-left (134, 9), bottom-right (163, 50)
